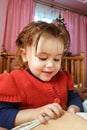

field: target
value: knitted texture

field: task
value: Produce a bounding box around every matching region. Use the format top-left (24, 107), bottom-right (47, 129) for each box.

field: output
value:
top-left (0, 70), bottom-right (74, 110)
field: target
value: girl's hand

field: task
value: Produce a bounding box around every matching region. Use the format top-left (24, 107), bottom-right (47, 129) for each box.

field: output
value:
top-left (0, 127), bottom-right (8, 130)
top-left (36, 103), bottom-right (64, 124)
top-left (67, 105), bottom-right (80, 113)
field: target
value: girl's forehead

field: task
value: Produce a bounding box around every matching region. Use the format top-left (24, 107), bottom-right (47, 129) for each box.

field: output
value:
top-left (34, 35), bottom-right (64, 55)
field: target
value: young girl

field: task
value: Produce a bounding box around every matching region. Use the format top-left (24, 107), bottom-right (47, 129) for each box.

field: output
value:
top-left (0, 21), bottom-right (83, 129)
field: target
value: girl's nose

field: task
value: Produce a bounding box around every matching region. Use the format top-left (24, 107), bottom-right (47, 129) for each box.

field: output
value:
top-left (46, 60), bottom-right (54, 68)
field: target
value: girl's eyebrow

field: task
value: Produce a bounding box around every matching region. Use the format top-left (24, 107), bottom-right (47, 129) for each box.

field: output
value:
top-left (37, 52), bottom-right (63, 56)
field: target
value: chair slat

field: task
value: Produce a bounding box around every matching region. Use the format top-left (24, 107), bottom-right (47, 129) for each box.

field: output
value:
top-left (63, 53), bottom-right (85, 88)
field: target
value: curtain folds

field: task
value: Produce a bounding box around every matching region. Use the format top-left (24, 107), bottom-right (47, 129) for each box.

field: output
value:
top-left (0, 0), bottom-right (8, 53)
top-left (63, 10), bottom-right (87, 86)
top-left (0, 0), bottom-right (34, 52)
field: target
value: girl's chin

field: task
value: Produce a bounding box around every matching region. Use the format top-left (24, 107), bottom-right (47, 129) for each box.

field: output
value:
top-left (40, 77), bottom-right (53, 82)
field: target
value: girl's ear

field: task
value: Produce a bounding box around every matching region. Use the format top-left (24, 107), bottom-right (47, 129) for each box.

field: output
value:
top-left (19, 48), bottom-right (28, 62)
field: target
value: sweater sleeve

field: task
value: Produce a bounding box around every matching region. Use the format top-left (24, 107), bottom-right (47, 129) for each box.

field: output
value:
top-left (0, 102), bottom-right (20, 129)
top-left (0, 72), bottom-right (22, 102)
top-left (64, 71), bottom-right (74, 90)
top-left (67, 90), bottom-right (83, 112)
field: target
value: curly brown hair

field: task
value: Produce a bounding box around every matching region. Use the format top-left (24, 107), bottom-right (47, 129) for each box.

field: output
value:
top-left (14, 21), bottom-right (70, 69)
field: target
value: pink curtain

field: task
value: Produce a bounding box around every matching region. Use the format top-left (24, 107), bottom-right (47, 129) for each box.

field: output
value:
top-left (63, 10), bottom-right (87, 86)
top-left (1, 0), bottom-right (34, 52)
top-left (0, 0), bottom-right (8, 53)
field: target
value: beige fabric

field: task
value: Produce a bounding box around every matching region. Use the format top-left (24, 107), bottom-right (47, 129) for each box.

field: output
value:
top-left (33, 112), bottom-right (87, 130)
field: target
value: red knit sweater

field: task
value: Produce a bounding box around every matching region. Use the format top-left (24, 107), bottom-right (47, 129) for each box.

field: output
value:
top-left (0, 70), bottom-right (74, 110)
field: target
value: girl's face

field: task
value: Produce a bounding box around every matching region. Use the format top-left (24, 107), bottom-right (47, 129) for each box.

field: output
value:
top-left (22, 35), bottom-right (64, 82)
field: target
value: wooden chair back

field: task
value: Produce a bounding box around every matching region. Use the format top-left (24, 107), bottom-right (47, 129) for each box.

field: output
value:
top-left (62, 53), bottom-right (85, 88)
top-left (0, 52), bottom-right (16, 73)
top-left (0, 56), bottom-right (3, 73)
top-left (0, 45), bottom-right (85, 88)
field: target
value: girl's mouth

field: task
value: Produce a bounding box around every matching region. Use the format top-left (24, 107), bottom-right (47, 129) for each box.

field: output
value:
top-left (42, 71), bottom-right (53, 76)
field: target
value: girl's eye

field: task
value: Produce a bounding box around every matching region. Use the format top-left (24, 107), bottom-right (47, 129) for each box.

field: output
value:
top-left (38, 57), bottom-right (47, 61)
top-left (54, 59), bottom-right (60, 62)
